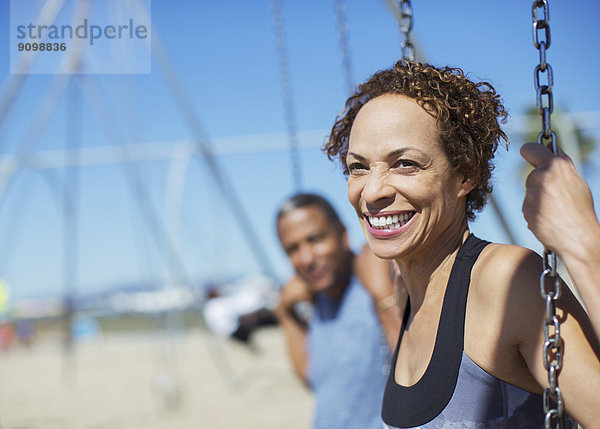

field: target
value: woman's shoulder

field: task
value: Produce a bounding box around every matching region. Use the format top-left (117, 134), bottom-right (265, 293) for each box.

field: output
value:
top-left (478, 241), bottom-right (541, 266)
top-left (470, 242), bottom-right (543, 307)
top-left (467, 242), bottom-right (552, 357)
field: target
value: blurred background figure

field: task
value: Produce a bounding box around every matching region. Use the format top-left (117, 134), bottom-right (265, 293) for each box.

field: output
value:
top-left (14, 318), bottom-right (35, 347)
top-left (0, 320), bottom-right (15, 351)
top-left (0, 280), bottom-right (14, 351)
top-left (275, 193), bottom-right (402, 429)
top-left (202, 274), bottom-right (279, 345)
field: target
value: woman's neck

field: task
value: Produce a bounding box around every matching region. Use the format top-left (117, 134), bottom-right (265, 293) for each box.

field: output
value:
top-left (395, 224), bottom-right (470, 313)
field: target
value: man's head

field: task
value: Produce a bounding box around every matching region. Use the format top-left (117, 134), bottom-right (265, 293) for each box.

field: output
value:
top-left (276, 193), bottom-right (351, 296)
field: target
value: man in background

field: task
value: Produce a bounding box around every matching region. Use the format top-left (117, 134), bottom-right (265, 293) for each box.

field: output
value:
top-left (274, 193), bottom-right (402, 429)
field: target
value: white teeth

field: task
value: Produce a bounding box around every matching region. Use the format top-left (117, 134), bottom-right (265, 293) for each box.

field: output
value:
top-left (367, 212), bottom-right (412, 229)
top-left (368, 212), bottom-right (414, 229)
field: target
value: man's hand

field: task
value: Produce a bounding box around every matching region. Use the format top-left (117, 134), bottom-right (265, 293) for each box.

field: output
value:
top-left (275, 276), bottom-right (313, 318)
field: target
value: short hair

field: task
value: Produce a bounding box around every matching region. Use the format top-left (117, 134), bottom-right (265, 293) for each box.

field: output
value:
top-left (276, 193), bottom-right (344, 231)
top-left (323, 60), bottom-right (509, 220)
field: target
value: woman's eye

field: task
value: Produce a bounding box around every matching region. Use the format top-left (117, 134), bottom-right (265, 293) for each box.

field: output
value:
top-left (348, 162), bottom-right (368, 173)
top-left (393, 159), bottom-right (419, 170)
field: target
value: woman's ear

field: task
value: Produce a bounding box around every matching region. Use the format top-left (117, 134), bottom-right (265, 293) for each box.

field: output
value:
top-left (457, 176), bottom-right (476, 198)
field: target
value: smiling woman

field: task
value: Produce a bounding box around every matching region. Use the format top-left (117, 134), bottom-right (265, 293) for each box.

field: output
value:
top-left (323, 60), bottom-right (600, 428)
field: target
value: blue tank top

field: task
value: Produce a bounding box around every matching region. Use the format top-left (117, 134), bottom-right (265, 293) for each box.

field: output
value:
top-left (308, 276), bottom-right (390, 429)
top-left (382, 234), bottom-right (576, 428)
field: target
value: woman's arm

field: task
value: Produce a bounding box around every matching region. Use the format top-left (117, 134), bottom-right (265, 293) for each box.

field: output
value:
top-left (521, 142), bottom-right (600, 344)
top-left (482, 245), bottom-right (600, 428)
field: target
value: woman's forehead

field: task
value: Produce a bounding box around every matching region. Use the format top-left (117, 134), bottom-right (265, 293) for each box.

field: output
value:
top-left (348, 94), bottom-right (441, 154)
top-left (355, 94), bottom-right (436, 128)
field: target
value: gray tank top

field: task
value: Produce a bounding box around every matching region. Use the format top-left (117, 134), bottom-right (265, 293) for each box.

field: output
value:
top-left (382, 235), bottom-right (577, 428)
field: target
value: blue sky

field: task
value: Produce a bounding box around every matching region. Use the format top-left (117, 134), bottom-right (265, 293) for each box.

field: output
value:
top-left (0, 0), bottom-right (599, 300)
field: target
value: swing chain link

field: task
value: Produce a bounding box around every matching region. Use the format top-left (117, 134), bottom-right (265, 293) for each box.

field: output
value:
top-left (532, 0), bottom-right (556, 151)
top-left (334, 0), bottom-right (355, 95)
top-left (532, 1), bottom-right (564, 427)
top-left (398, 0), bottom-right (415, 61)
top-left (270, 0), bottom-right (303, 191)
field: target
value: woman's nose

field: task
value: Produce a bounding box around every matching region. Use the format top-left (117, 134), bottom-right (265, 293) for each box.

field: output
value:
top-left (362, 170), bottom-right (395, 207)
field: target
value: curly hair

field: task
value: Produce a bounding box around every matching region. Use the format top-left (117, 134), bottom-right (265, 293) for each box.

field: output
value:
top-left (323, 60), bottom-right (509, 220)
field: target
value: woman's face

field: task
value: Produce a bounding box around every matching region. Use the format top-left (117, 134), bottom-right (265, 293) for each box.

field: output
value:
top-left (346, 94), bottom-right (472, 260)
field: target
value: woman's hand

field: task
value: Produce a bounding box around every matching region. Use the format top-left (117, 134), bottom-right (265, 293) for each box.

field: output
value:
top-left (521, 142), bottom-right (598, 258)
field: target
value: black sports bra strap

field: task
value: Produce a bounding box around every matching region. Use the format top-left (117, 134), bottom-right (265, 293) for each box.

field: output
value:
top-left (382, 234), bottom-right (491, 427)
top-left (393, 234), bottom-right (489, 355)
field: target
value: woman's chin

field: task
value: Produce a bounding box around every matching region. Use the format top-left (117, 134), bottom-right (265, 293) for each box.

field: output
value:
top-left (365, 241), bottom-right (403, 261)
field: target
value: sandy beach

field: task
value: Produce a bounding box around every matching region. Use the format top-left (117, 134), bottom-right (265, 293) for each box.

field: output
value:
top-left (0, 327), bottom-right (312, 429)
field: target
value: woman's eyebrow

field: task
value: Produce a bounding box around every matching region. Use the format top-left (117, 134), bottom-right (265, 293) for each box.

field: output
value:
top-left (347, 152), bottom-right (367, 162)
top-left (386, 147), bottom-right (426, 158)
top-left (348, 147), bottom-right (426, 161)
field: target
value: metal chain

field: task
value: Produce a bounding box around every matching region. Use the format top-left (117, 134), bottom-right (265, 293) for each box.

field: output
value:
top-left (532, 1), bottom-right (563, 427)
top-left (398, 0), bottom-right (415, 61)
top-left (271, 0), bottom-right (303, 191)
top-left (334, 0), bottom-right (355, 95)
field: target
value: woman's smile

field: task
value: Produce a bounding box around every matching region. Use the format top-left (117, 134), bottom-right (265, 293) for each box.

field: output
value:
top-left (364, 211), bottom-right (416, 238)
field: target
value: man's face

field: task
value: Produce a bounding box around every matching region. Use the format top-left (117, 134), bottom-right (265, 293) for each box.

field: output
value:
top-left (277, 206), bottom-right (349, 294)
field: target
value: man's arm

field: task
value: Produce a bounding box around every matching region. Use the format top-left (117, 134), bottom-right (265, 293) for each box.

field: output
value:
top-left (355, 245), bottom-right (405, 349)
top-left (274, 276), bottom-right (312, 385)
top-left (522, 142), bottom-right (600, 344)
